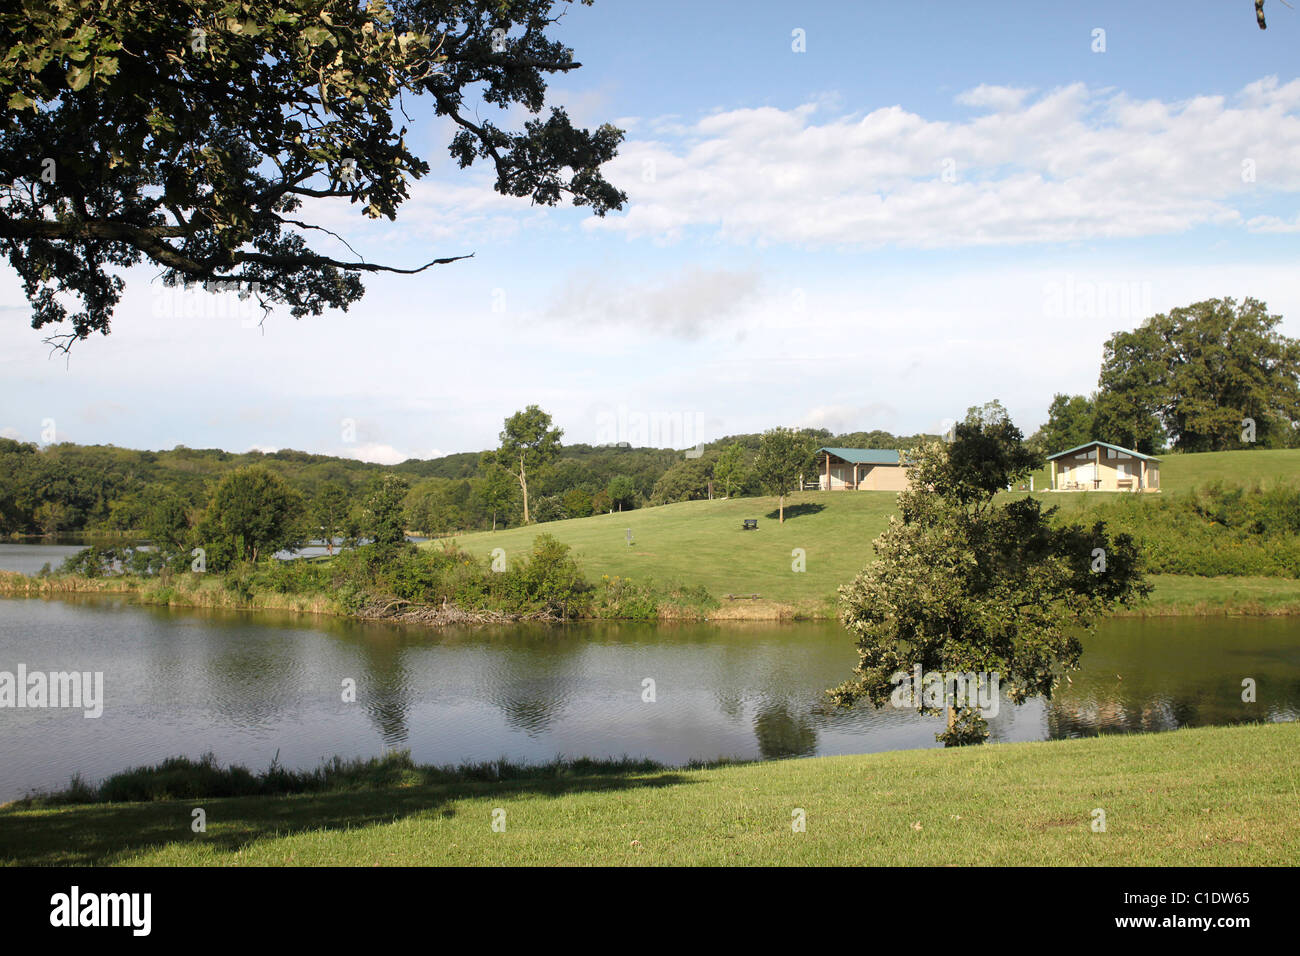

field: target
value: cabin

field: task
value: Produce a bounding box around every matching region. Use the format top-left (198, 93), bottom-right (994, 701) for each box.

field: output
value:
top-left (1047, 441), bottom-right (1160, 492)
top-left (811, 447), bottom-right (911, 491)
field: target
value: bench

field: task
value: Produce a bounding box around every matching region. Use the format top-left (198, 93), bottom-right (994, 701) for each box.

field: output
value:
top-left (742, 519), bottom-right (758, 530)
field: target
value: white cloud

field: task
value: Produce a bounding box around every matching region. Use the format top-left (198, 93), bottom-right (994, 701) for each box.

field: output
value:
top-left (591, 77), bottom-right (1300, 248)
top-left (955, 84), bottom-right (1034, 112)
top-left (343, 442), bottom-right (410, 465)
top-left (544, 266), bottom-right (763, 339)
top-left (801, 403), bottom-right (901, 434)
top-left (1246, 212), bottom-right (1300, 233)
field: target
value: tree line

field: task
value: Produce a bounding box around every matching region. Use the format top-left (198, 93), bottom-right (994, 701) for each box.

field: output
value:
top-left (6, 296), bottom-right (1297, 541)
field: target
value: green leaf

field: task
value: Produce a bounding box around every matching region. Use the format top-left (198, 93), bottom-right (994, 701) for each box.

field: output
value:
top-left (66, 65), bottom-right (91, 91)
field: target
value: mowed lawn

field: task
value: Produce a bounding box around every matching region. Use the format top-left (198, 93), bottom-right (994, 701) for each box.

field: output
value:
top-left (441, 490), bottom-right (900, 611)
top-left (2, 723), bottom-right (1295, 866)
top-left (434, 449), bottom-right (1300, 612)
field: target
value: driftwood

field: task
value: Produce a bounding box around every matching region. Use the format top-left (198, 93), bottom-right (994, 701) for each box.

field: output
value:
top-left (353, 598), bottom-right (561, 627)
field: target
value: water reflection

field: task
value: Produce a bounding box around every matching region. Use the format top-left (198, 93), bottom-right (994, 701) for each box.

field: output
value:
top-left (753, 702), bottom-right (819, 759)
top-left (0, 599), bottom-right (1295, 801)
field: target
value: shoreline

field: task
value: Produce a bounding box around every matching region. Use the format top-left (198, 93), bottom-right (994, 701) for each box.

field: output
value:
top-left (3, 570), bottom-right (1300, 622)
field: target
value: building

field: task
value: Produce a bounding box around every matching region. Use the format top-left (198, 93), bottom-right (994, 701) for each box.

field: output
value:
top-left (1047, 441), bottom-right (1160, 492)
top-left (812, 447), bottom-right (911, 491)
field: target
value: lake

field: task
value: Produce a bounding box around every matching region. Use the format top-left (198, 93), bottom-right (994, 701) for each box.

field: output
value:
top-left (1, 591), bottom-right (1296, 803)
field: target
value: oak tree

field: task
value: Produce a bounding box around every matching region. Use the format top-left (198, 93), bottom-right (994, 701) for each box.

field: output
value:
top-left (0, 0), bottom-right (625, 349)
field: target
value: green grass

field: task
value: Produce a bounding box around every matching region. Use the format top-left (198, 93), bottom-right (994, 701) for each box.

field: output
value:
top-left (435, 449), bottom-right (1300, 615)
top-left (1133, 575), bottom-right (1300, 615)
top-left (439, 491), bottom-right (898, 615)
top-left (2, 723), bottom-right (1295, 866)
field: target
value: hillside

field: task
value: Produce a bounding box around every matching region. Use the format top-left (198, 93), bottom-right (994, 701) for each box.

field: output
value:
top-left (442, 448), bottom-right (1300, 612)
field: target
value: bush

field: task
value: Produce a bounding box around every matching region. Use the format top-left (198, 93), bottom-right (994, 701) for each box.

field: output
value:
top-left (592, 575), bottom-right (658, 620)
top-left (500, 534), bottom-right (590, 617)
top-left (1058, 480), bottom-right (1300, 578)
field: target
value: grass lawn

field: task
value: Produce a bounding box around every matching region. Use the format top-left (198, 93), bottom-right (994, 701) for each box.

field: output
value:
top-left (1138, 575), bottom-right (1300, 615)
top-left (433, 448), bottom-right (1300, 615)
top-left (438, 490), bottom-right (898, 615)
top-left (2, 723), bottom-right (1295, 866)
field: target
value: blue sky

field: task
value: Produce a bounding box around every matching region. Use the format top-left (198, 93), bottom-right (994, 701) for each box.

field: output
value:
top-left (3, 0), bottom-right (1299, 461)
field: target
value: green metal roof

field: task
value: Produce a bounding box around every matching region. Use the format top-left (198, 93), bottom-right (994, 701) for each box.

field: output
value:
top-left (1046, 440), bottom-right (1160, 462)
top-left (816, 447), bottom-right (903, 465)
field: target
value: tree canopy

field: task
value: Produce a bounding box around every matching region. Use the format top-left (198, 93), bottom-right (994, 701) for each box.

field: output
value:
top-left (199, 465), bottom-right (304, 565)
top-left (754, 427), bottom-right (815, 523)
top-left (830, 411), bottom-right (1149, 745)
top-left (0, 0), bottom-right (625, 348)
top-left (1097, 297), bottom-right (1300, 453)
top-left (491, 404), bottom-right (562, 524)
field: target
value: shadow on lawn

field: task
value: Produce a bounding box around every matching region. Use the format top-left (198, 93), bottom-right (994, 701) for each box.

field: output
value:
top-left (764, 503), bottom-right (825, 521)
top-left (0, 770), bottom-right (697, 866)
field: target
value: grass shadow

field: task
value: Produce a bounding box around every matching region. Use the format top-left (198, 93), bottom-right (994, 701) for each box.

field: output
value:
top-left (763, 503), bottom-right (826, 521)
top-left (0, 768), bottom-right (699, 866)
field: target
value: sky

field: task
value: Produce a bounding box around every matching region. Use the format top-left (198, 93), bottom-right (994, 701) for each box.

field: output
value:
top-left (3, 0), bottom-right (1300, 463)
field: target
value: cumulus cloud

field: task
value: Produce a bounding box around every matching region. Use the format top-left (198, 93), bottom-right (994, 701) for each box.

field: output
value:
top-left (955, 84), bottom-right (1034, 111)
top-left (589, 77), bottom-right (1300, 248)
top-left (342, 442), bottom-right (410, 465)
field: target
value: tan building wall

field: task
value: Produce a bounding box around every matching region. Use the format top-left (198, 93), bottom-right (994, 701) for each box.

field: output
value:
top-left (821, 461), bottom-right (911, 490)
top-left (859, 464), bottom-right (911, 491)
top-left (1052, 444), bottom-right (1160, 492)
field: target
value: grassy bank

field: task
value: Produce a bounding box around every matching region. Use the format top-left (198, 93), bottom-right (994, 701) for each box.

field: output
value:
top-left (2, 722), bottom-right (1295, 866)
top-left (7, 567), bottom-right (1300, 621)
top-left (0, 569), bottom-right (337, 616)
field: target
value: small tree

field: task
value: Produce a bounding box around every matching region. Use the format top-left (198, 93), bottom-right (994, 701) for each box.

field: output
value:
top-left (754, 428), bottom-right (812, 523)
top-left (828, 413), bottom-right (1149, 746)
top-left (495, 405), bottom-right (563, 524)
top-left (1031, 393), bottom-right (1096, 456)
top-left (201, 466), bottom-right (304, 565)
top-left (363, 474), bottom-right (409, 551)
top-left (476, 456), bottom-right (518, 531)
top-left (712, 442), bottom-right (747, 498)
top-left (607, 474), bottom-right (637, 511)
top-left (312, 482), bottom-right (349, 555)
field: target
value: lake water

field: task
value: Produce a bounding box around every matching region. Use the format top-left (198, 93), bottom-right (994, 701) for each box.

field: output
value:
top-left (0, 542), bottom-right (88, 576)
top-left (1, 592), bottom-right (1296, 803)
